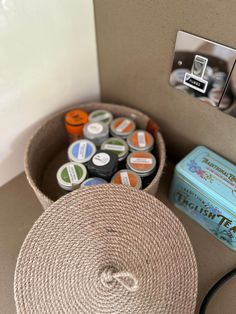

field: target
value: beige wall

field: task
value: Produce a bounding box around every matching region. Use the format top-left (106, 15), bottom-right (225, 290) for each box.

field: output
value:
top-left (94, 0), bottom-right (236, 163)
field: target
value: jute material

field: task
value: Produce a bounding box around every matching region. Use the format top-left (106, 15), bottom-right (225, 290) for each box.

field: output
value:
top-left (24, 102), bottom-right (166, 210)
top-left (14, 185), bottom-right (197, 313)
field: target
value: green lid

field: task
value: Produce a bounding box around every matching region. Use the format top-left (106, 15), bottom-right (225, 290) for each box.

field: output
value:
top-left (101, 137), bottom-right (129, 161)
top-left (89, 110), bottom-right (113, 125)
top-left (57, 162), bottom-right (87, 191)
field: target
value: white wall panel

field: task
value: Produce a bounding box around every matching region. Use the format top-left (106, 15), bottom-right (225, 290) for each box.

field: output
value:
top-left (0, 0), bottom-right (100, 186)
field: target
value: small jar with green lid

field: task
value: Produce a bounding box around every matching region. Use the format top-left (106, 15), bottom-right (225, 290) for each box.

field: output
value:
top-left (89, 109), bottom-right (113, 125)
top-left (56, 162), bottom-right (87, 191)
top-left (101, 137), bottom-right (129, 161)
top-left (127, 130), bottom-right (154, 152)
top-left (110, 117), bottom-right (136, 138)
top-left (83, 122), bottom-right (109, 146)
top-left (111, 169), bottom-right (142, 190)
top-left (126, 151), bottom-right (156, 177)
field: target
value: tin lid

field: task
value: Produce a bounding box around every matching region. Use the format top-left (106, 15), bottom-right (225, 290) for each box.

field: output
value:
top-left (111, 169), bottom-right (142, 189)
top-left (68, 139), bottom-right (96, 163)
top-left (56, 162), bottom-right (87, 191)
top-left (87, 150), bottom-right (118, 180)
top-left (81, 177), bottom-right (107, 187)
top-left (89, 109), bottom-right (113, 125)
top-left (84, 122), bottom-right (109, 141)
top-left (175, 146), bottom-right (236, 210)
top-left (127, 130), bottom-right (154, 152)
top-left (65, 109), bottom-right (89, 135)
top-left (110, 117), bottom-right (136, 138)
top-left (101, 137), bottom-right (129, 161)
top-left (126, 151), bottom-right (156, 177)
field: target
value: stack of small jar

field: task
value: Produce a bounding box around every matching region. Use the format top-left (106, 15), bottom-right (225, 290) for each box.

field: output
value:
top-left (56, 108), bottom-right (157, 191)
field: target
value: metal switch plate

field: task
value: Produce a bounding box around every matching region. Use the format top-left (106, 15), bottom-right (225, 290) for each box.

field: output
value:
top-left (170, 31), bottom-right (236, 118)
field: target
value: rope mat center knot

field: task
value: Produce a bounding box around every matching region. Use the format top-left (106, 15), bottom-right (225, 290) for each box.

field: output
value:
top-left (100, 267), bottom-right (139, 292)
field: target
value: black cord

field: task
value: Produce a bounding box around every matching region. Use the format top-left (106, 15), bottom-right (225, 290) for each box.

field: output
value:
top-left (199, 268), bottom-right (236, 314)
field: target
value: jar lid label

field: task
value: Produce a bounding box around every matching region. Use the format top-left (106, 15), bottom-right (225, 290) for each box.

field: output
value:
top-left (92, 111), bottom-right (111, 121)
top-left (116, 119), bottom-right (131, 132)
top-left (77, 142), bottom-right (87, 159)
top-left (67, 164), bottom-right (80, 184)
top-left (103, 144), bottom-right (125, 151)
top-left (93, 153), bottom-right (110, 166)
top-left (137, 131), bottom-right (146, 148)
top-left (130, 157), bottom-right (152, 164)
top-left (87, 123), bottom-right (103, 135)
top-left (120, 171), bottom-right (131, 186)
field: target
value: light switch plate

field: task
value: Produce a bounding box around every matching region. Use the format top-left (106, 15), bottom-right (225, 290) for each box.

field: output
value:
top-left (170, 31), bottom-right (236, 118)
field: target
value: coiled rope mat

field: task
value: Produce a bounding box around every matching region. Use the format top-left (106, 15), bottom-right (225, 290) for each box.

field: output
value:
top-left (14, 184), bottom-right (197, 313)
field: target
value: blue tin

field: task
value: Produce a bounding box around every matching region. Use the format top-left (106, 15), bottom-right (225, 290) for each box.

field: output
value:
top-left (169, 146), bottom-right (236, 250)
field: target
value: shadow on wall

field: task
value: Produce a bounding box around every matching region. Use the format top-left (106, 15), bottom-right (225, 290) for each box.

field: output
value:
top-left (0, 118), bottom-right (45, 187)
top-left (0, 101), bottom-right (89, 187)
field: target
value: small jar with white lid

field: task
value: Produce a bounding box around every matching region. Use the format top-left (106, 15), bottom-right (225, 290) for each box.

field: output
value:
top-left (101, 137), bottom-right (129, 162)
top-left (110, 117), bottom-right (136, 139)
top-left (83, 122), bottom-right (109, 146)
top-left (127, 130), bottom-right (154, 152)
top-left (68, 139), bottom-right (96, 164)
top-left (126, 151), bottom-right (156, 177)
top-left (89, 109), bottom-right (113, 125)
top-left (111, 169), bottom-right (142, 190)
top-left (56, 162), bottom-right (87, 191)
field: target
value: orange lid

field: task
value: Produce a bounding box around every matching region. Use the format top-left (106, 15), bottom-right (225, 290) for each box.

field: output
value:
top-left (128, 130), bottom-right (154, 151)
top-left (112, 170), bottom-right (140, 188)
top-left (65, 109), bottom-right (89, 135)
top-left (127, 151), bottom-right (156, 173)
top-left (111, 117), bottom-right (136, 135)
top-left (65, 109), bottom-right (88, 126)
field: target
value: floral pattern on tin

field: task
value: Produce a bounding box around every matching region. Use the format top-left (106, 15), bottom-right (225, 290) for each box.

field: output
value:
top-left (187, 160), bottom-right (213, 183)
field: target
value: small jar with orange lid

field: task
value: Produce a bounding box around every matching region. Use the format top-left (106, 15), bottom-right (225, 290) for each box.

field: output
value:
top-left (110, 117), bottom-right (136, 138)
top-left (126, 151), bottom-right (156, 177)
top-left (127, 130), bottom-right (154, 152)
top-left (111, 169), bottom-right (142, 190)
top-left (65, 109), bottom-right (89, 142)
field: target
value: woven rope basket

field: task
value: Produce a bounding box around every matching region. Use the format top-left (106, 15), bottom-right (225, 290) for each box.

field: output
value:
top-left (14, 184), bottom-right (198, 313)
top-left (24, 102), bottom-right (166, 210)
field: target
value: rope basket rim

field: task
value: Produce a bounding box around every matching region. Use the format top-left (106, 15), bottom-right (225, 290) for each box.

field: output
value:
top-left (24, 102), bottom-right (166, 209)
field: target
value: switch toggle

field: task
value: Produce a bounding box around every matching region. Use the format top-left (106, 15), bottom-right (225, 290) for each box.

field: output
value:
top-left (183, 55), bottom-right (208, 93)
